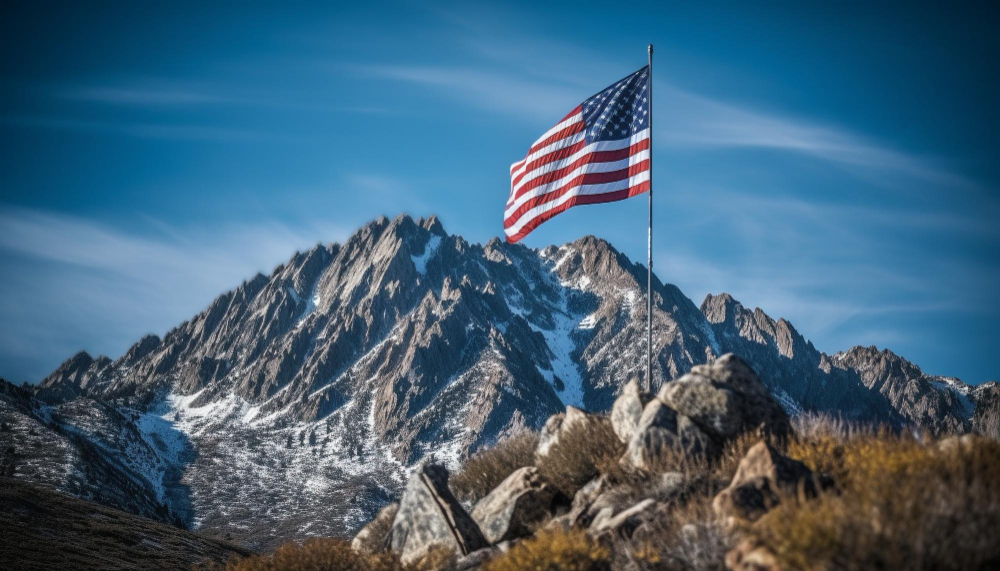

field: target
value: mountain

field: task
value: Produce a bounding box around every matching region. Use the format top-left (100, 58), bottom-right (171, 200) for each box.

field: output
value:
top-left (6, 214), bottom-right (995, 548)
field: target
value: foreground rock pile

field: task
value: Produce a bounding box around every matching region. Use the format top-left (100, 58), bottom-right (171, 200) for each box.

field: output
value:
top-left (351, 354), bottom-right (825, 569)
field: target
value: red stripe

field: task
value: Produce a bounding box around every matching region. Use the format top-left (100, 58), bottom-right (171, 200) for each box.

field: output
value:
top-left (505, 180), bottom-right (650, 243)
top-left (510, 138), bottom-right (650, 204)
top-left (511, 139), bottom-right (587, 188)
top-left (526, 118), bottom-right (584, 157)
top-left (504, 159), bottom-right (650, 230)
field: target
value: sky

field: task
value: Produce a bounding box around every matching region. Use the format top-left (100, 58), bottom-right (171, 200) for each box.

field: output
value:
top-left (1, 1), bottom-right (998, 384)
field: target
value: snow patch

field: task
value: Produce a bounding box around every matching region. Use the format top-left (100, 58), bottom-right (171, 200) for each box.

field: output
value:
top-left (578, 312), bottom-right (600, 330)
top-left (411, 235), bottom-right (442, 275)
top-left (930, 377), bottom-right (976, 419)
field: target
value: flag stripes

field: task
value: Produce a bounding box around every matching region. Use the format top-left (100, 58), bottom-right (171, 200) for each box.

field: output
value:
top-left (504, 66), bottom-right (651, 243)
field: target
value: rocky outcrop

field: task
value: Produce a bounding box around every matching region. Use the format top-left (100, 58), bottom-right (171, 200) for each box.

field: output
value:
top-left (626, 399), bottom-right (716, 470)
top-left (588, 497), bottom-right (658, 540)
top-left (620, 354), bottom-right (790, 470)
top-left (611, 379), bottom-right (652, 443)
top-left (536, 407), bottom-right (604, 460)
top-left (351, 502), bottom-right (398, 554)
top-left (471, 467), bottom-right (556, 543)
top-left (387, 464), bottom-right (488, 564)
top-left (713, 441), bottom-right (820, 525)
top-left (658, 354), bottom-right (792, 443)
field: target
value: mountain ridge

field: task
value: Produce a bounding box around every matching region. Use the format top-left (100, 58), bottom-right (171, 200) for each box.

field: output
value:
top-left (6, 213), bottom-right (995, 548)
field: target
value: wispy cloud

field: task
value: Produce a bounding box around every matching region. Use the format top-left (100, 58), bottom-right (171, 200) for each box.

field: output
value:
top-left (656, 186), bottom-right (999, 355)
top-left (361, 65), bottom-right (583, 121)
top-left (355, 9), bottom-right (980, 193)
top-left (1, 115), bottom-right (266, 142)
top-left (656, 86), bottom-right (981, 192)
top-left (0, 207), bottom-right (350, 382)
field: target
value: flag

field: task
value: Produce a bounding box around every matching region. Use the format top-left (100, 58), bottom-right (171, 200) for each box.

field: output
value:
top-left (505, 66), bottom-right (651, 243)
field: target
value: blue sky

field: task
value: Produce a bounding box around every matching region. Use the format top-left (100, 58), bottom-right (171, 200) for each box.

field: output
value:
top-left (1, 1), bottom-right (998, 384)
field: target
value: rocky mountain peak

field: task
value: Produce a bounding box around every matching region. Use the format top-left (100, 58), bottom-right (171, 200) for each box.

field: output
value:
top-left (701, 293), bottom-right (741, 324)
top-left (17, 213), bottom-right (995, 548)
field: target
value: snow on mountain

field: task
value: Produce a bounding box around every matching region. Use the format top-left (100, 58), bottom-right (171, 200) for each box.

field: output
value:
top-left (8, 213), bottom-right (994, 549)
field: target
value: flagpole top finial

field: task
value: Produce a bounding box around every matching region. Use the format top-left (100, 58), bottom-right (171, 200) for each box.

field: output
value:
top-left (648, 44), bottom-right (653, 54)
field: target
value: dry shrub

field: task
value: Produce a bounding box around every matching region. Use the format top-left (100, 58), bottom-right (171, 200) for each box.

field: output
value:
top-left (536, 417), bottom-right (625, 497)
top-left (217, 538), bottom-right (402, 571)
top-left (450, 430), bottom-right (539, 504)
top-left (753, 433), bottom-right (1000, 570)
top-left (791, 412), bottom-right (876, 442)
top-left (620, 493), bottom-right (733, 571)
top-left (411, 545), bottom-right (457, 571)
top-left (482, 529), bottom-right (611, 571)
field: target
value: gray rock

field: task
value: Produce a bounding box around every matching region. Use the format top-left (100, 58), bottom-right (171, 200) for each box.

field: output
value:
top-left (611, 379), bottom-right (652, 444)
top-left (712, 441), bottom-right (818, 525)
top-left (387, 464), bottom-right (489, 564)
top-left (455, 546), bottom-right (499, 570)
top-left (472, 467), bottom-right (556, 543)
top-left (658, 354), bottom-right (791, 442)
top-left (535, 406), bottom-right (602, 460)
top-left (351, 502), bottom-right (398, 554)
top-left (588, 498), bottom-right (658, 540)
top-left (626, 399), bottom-right (717, 470)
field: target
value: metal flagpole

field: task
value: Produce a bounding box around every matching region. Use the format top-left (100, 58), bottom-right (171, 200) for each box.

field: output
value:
top-left (646, 43), bottom-right (654, 392)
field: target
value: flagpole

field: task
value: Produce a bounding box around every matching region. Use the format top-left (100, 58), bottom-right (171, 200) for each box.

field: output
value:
top-left (646, 43), bottom-right (653, 392)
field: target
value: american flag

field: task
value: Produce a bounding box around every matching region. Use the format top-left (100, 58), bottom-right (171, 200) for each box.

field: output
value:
top-left (505, 66), bottom-right (651, 243)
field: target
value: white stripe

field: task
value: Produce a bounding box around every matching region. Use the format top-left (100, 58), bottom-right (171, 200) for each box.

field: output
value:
top-left (511, 131), bottom-right (587, 181)
top-left (504, 170), bottom-right (651, 237)
top-left (510, 129), bottom-right (650, 196)
top-left (529, 113), bottom-right (582, 150)
top-left (505, 149), bottom-right (650, 219)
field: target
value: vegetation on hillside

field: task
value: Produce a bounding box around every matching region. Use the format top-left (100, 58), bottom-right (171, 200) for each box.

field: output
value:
top-left (224, 410), bottom-right (1000, 571)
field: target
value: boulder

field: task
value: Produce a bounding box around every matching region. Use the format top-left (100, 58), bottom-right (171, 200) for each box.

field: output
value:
top-left (713, 441), bottom-right (818, 525)
top-left (455, 546), bottom-right (500, 570)
top-left (658, 354), bottom-right (791, 443)
top-left (387, 464), bottom-right (489, 564)
top-left (725, 538), bottom-right (781, 571)
top-left (626, 399), bottom-right (717, 470)
top-left (536, 406), bottom-right (602, 460)
top-left (588, 498), bottom-right (658, 540)
top-left (351, 502), bottom-right (398, 553)
top-left (545, 475), bottom-right (610, 531)
top-left (611, 379), bottom-right (653, 444)
top-left (472, 467), bottom-right (557, 543)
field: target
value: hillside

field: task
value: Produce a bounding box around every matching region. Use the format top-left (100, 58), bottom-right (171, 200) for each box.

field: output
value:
top-left (0, 478), bottom-right (247, 570)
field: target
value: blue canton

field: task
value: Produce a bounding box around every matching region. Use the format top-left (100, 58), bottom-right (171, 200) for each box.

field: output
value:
top-left (581, 66), bottom-right (650, 144)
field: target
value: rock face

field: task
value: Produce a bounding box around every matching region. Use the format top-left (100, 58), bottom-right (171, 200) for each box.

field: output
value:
top-left (627, 399), bottom-right (716, 470)
top-left (18, 213), bottom-right (992, 547)
top-left (471, 466), bottom-right (556, 543)
top-left (658, 354), bottom-right (792, 443)
top-left (621, 354), bottom-right (789, 470)
top-left (536, 406), bottom-right (604, 460)
top-left (387, 464), bottom-right (488, 564)
top-left (588, 498), bottom-right (658, 540)
top-left (713, 441), bottom-right (819, 524)
top-left (351, 502), bottom-right (398, 554)
top-left (611, 379), bottom-right (651, 443)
